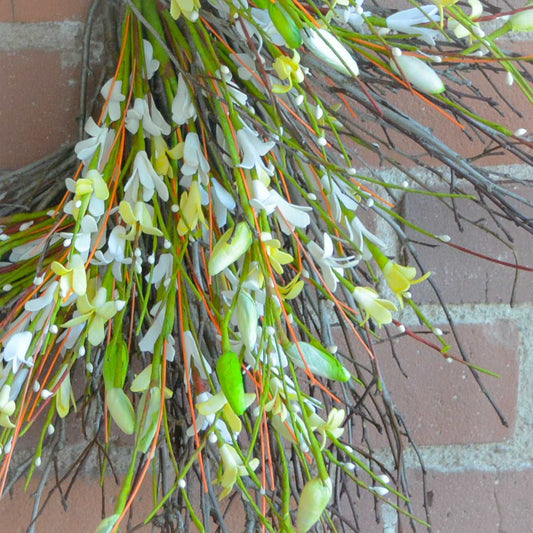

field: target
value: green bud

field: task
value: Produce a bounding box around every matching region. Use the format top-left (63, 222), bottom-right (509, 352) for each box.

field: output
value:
top-left (268, 2), bottom-right (303, 49)
top-left (296, 477), bottom-right (332, 533)
top-left (216, 351), bottom-right (246, 415)
top-left (107, 388), bottom-right (136, 435)
top-left (286, 342), bottom-right (350, 382)
top-left (510, 6), bottom-right (533, 32)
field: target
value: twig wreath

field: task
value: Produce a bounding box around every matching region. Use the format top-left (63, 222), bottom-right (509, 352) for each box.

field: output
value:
top-left (0, 1), bottom-right (532, 531)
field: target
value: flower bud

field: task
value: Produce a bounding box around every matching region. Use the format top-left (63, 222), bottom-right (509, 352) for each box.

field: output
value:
top-left (304, 28), bottom-right (359, 77)
top-left (107, 387), bottom-right (136, 435)
top-left (391, 55), bottom-right (445, 95)
top-left (286, 342), bottom-right (350, 381)
top-left (268, 2), bottom-right (302, 49)
top-left (510, 6), bottom-right (533, 32)
top-left (296, 477), bottom-right (332, 533)
top-left (216, 351), bottom-right (246, 415)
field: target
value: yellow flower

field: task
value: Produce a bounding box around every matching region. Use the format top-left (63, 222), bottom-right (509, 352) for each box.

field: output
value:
top-left (309, 407), bottom-right (345, 449)
top-left (260, 232), bottom-right (294, 274)
top-left (51, 253), bottom-right (87, 298)
top-left (383, 262), bottom-right (430, 307)
top-left (177, 181), bottom-right (205, 236)
top-left (272, 51), bottom-right (305, 93)
top-left (170, 0), bottom-right (201, 21)
top-left (62, 282), bottom-right (123, 345)
top-left (0, 385), bottom-right (16, 428)
top-left (119, 200), bottom-right (164, 238)
top-left (352, 286), bottom-right (397, 327)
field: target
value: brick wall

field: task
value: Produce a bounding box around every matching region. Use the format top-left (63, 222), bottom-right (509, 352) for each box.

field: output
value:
top-left (0, 2), bottom-right (532, 532)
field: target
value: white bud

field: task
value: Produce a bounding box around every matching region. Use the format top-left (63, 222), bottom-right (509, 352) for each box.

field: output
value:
top-left (2, 284), bottom-right (12, 292)
top-left (33, 381), bottom-right (41, 392)
top-left (391, 55), bottom-right (445, 95)
top-left (514, 128), bottom-right (527, 137)
top-left (437, 234), bottom-right (451, 242)
top-left (506, 71), bottom-right (514, 86)
top-left (307, 193), bottom-right (317, 201)
top-left (397, 324), bottom-right (406, 333)
top-left (35, 456), bottom-right (42, 467)
top-left (208, 433), bottom-right (218, 443)
top-left (78, 345), bottom-right (86, 357)
top-left (171, 204), bottom-right (179, 213)
top-left (86, 362), bottom-right (94, 373)
top-left (317, 136), bottom-right (327, 146)
top-left (49, 324), bottom-right (58, 334)
top-left (164, 239), bottom-right (171, 249)
top-left (391, 47), bottom-right (402, 57)
top-left (295, 94), bottom-right (304, 106)
top-left (47, 424), bottom-right (55, 435)
top-left (433, 328), bottom-right (443, 336)
top-left (40, 389), bottom-right (53, 400)
top-left (178, 479), bottom-right (186, 489)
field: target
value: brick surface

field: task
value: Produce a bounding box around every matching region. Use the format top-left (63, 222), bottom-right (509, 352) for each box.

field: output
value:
top-left (402, 184), bottom-right (533, 305)
top-left (13, 0), bottom-right (91, 22)
top-left (0, 50), bottom-right (79, 169)
top-left (372, 322), bottom-right (520, 446)
top-left (397, 468), bottom-right (533, 533)
top-left (0, 475), bottom-right (153, 532)
top-left (0, 0), bottom-right (14, 21)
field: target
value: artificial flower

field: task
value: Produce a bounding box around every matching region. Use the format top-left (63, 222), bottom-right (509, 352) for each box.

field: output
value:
top-left (352, 286), bottom-right (397, 327)
top-left (125, 98), bottom-right (171, 137)
top-left (124, 150), bottom-right (169, 202)
top-left (51, 253), bottom-right (87, 298)
top-left (0, 385), bottom-right (16, 428)
top-left (62, 284), bottom-right (124, 345)
top-left (386, 5), bottom-right (441, 45)
top-left (119, 200), bottom-right (164, 238)
top-left (307, 233), bottom-right (358, 292)
top-left (236, 124), bottom-right (275, 175)
top-left (172, 73), bottom-right (197, 125)
top-left (272, 51), bottom-right (305, 93)
top-left (218, 443), bottom-right (260, 499)
top-left (170, 0), bottom-right (201, 21)
top-left (100, 78), bottom-right (125, 121)
top-left (1, 331), bottom-right (33, 374)
top-left (177, 181), bottom-right (205, 236)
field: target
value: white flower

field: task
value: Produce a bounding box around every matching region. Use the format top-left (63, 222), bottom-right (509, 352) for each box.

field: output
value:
top-left (125, 98), bottom-right (171, 137)
top-left (183, 331), bottom-right (212, 390)
top-left (386, 5), bottom-right (441, 46)
top-left (60, 214), bottom-right (98, 253)
top-left (25, 281), bottom-right (59, 313)
top-left (320, 174), bottom-right (358, 222)
top-left (218, 65), bottom-right (247, 106)
top-left (347, 216), bottom-right (385, 260)
top-left (100, 78), bottom-right (126, 121)
top-left (236, 124), bottom-right (275, 176)
top-left (251, 180), bottom-right (312, 234)
top-left (74, 118), bottom-right (114, 168)
top-left (1, 331), bottom-right (33, 373)
top-left (124, 150), bottom-right (169, 202)
top-left (143, 39), bottom-right (160, 79)
top-left (146, 253), bottom-right (173, 288)
top-left (172, 73), bottom-right (196, 125)
top-left (307, 233), bottom-right (358, 292)
top-left (181, 132), bottom-right (211, 186)
top-left (304, 27), bottom-right (359, 77)
top-left (249, 8), bottom-right (285, 47)
top-left (340, 2), bottom-right (370, 30)
top-left (218, 443), bottom-right (260, 499)
top-left (139, 302), bottom-right (166, 353)
top-left (93, 225), bottom-right (132, 281)
top-left (211, 178), bottom-right (235, 227)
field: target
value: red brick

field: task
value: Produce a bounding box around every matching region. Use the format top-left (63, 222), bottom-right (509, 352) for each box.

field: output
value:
top-left (0, 50), bottom-right (79, 169)
top-left (13, 0), bottom-right (91, 22)
top-left (402, 184), bottom-right (533, 305)
top-left (0, 475), bottom-right (153, 532)
top-left (0, 0), bottom-right (14, 21)
top-left (373, 322), bottom-right (519, 446)
top-left (397, 469), bottom-right (533, 532)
